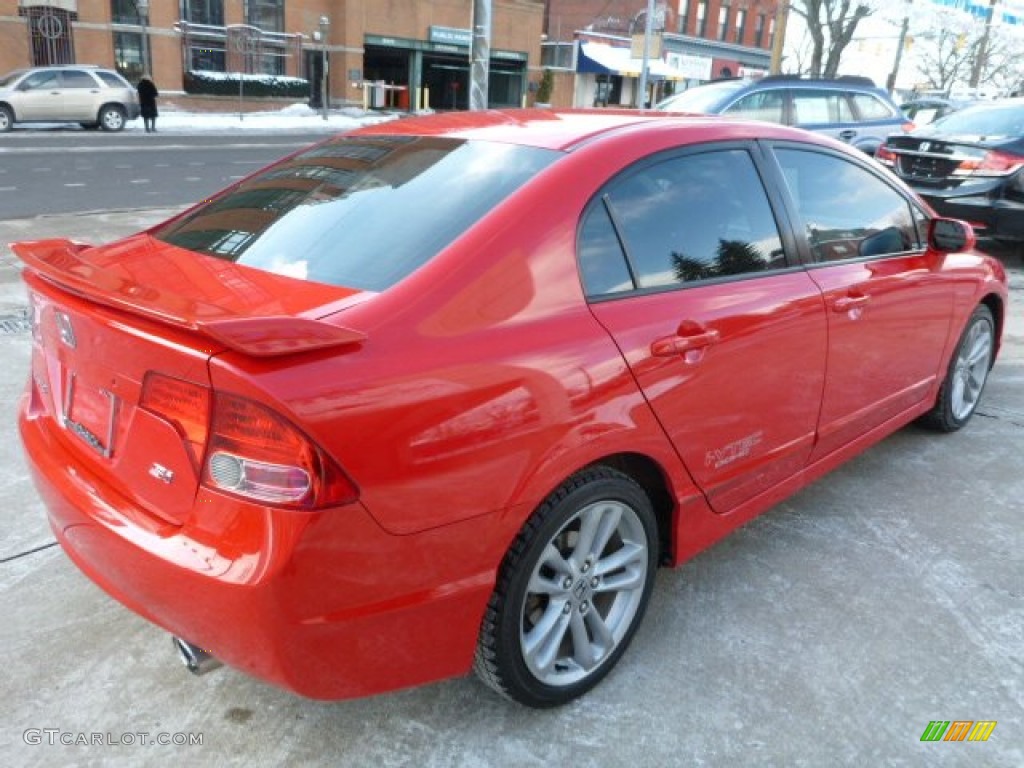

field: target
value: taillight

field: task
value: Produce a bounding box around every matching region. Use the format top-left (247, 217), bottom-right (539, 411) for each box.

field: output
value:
top-left (140, 372), bottom-right (210, 469)
top-left (140, 372), bottom-right (357, 509)
top-left (901, 122), bottom-right (916, 132)
top-left (876, 144), bottom-right (897, 165)
top-left (955, 149), bottom-right (1024, 177)
top-left (203, 392), bottom-right (357, 509)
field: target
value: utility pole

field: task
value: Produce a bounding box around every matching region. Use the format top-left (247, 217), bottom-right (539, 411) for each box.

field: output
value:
top-left (769, 0), bottom-right (789, 75)
top-left (969, 0), bottom-right (998, 88)
top-left (470, 0), bottom-right (491, 110)
top-left (637, 0), bottom-right (655, 109)
top-left (886, 10), bottom-right (911, 93)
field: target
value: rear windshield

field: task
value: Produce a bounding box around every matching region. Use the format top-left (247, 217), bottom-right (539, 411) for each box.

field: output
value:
top-left (657, 80), bottom-right (747, 113)
top-left (154, 135), bottom-right (558, 291)
top-left (929, 104), bottom-right (1024, 138)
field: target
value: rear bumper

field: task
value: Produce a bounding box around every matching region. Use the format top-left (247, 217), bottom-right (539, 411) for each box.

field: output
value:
top-left (914, 180), bottom-right (1024, 241)
top-left (20, 400), bottom-right (499, 700)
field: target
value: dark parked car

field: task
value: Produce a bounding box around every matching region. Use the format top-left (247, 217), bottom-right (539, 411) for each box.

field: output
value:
top-left (656, 75), bottom-right (912, 154)
top-left (878, 100), bottom-right (1024, 248)
top-left (899, 97), bottom-right (974, 125)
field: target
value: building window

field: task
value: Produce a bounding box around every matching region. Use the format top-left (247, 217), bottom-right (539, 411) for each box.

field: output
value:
top-left (114, 31), bottom-right (149, 81)
top-left (181, 0), bottom-right (224, 26)
top-left (260, 45), bottom-right (287, 75)
top-left (248, 0), bottom-right (284, 33)
top-left (755, 14), bottom-right (766, 47)
top-left (696, 0), bottom-right (708, 37)
top-left (736, 9), bottom-right (747, 44)
top-left (768, 17), bottom-right (776, 50)
top-left (111, 0), bottom-right (143, 25)
top-left (189, 41), bottom-right (226, 71)
top-left (677, 0), bottom-right (690, 34)
top-left (718, 6), bottom-right (730, 41)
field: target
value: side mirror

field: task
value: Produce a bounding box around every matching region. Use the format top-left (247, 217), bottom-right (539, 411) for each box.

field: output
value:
top-left (928, 217), bottom-right (976, 253)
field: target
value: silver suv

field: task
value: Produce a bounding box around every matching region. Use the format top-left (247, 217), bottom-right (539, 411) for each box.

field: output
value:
top-left (0, 65), bottom-right (141, 132)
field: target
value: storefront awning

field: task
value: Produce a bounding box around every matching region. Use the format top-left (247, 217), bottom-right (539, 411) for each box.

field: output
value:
top-left (578, 42), bottom-right (688, 81)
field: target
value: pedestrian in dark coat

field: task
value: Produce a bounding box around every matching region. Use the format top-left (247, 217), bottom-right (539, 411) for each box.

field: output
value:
top-left (137, 74), bottom-right (159, 133)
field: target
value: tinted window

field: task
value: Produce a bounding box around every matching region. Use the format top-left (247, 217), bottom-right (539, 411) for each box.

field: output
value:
top-left (154, 136), bottom-right (557, 291)
top-left (775, 148), bottom-right (919, 262)
top-left (724, 90), bottom-right (785, 123)
top-left (0, 69), bottom-right (26, 87)
top-left (657, 80), bottom-right (746, 112)
top-left (61, 70), bottom-right (97, 88)
top-left (791, 89), bottom-right (854, 125)
top-left (588, 149), bottom-right (785, 292)
top-left (578, 202), bottom-right (633, 296)
top-left (851, 92), bottom-right (895, 120)
top-left (930, 104), bottom-right (1024, 137)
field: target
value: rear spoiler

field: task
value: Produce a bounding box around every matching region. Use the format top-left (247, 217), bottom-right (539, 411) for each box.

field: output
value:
top-left (13, 238), bottom-right (367, 358)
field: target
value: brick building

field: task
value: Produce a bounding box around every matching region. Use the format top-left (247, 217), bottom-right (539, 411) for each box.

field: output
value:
top-left (542, 0), bottom-right (777, 108)
top-left (0, 1), bottom-right (545, 110)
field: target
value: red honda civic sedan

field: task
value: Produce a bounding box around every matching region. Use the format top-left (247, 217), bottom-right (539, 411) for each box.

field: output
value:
top-left (16, 110), bottom-right (1008, 708)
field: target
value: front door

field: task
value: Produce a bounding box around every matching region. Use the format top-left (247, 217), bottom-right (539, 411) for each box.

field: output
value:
top-left (765, 144), bottom-right (953, 460)
top-left (12, 69), bottom-right (62, 120)
top-left (580, 145), bottom-right (828, 513)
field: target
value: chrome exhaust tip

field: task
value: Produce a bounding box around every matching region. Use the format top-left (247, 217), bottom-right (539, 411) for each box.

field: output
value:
top-left (172, 636), bottom-right (223, 676)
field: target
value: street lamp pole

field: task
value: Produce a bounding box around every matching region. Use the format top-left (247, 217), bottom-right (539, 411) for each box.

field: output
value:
top-left (319, 15), bottom-right (330, 120)
top-left (135, 0), bottom-right (150, 76)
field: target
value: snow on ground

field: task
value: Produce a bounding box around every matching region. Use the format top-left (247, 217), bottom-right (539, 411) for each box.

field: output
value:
top-left (4, 103), bottom-right (403, 135)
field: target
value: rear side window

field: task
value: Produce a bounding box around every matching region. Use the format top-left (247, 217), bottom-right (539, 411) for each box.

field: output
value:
top-left (579, 149), bottom-right (786, 295)
top-left (774, 148), bottom-right (919, 262)
top-left (724, 90), bottom-right (785, 123)
top-left (61, 70), bottom-right (97, 88)
top-left (851, 93), bottom-right (896, 120)
top-left (154, 136), bottom-right (557, 291)
top-left (791, 89), bottom-right (854, 125)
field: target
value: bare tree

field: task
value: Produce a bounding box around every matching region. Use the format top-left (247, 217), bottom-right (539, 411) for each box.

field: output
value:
top-left (789, 0), bottom-right (873, 77)
top-left (915, 29), bottom-right (973, 92)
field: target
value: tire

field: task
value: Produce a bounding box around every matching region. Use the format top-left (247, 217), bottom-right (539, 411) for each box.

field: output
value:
top-left (474, 466), bottom-right (658, 707)
top-left (920, 304), bottom-right (995, 432)
top-left (0, 105), bottom-right (13, 132)
top-left (98, 105), bottom-right (125, 132)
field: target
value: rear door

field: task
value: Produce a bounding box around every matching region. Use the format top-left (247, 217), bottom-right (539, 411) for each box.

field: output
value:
top-left (581, 144), bottom-right (828, 513)
top-left (790, 88), bottom-right (860, 145)
top-left (58, 68), bottom-right (102, 120)
top-left (763, 142), bottom-right (953, 460)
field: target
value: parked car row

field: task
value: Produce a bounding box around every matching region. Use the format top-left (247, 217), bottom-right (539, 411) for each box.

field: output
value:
top-left (658, 77), bottom-right (1023, 251)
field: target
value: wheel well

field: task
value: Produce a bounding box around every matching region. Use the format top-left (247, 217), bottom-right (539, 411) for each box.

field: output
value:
top-left (98, 102), bottom-right (125, 117)
top-left (587, 453), bottom-right (676, 566)
top-left (0, 101), bottom-right (13, 115)
top-left (980, 293), bottom-right (1004, 363)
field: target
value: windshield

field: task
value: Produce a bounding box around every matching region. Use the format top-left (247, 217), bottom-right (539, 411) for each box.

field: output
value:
top-left (155, 136), bottom-right (558, 292)
top-left (0, 69), bottom-right (26, 88)
top-left (657, 81), bottom-right (748, 113)
top-left (928, 103), bottom-right (1024, 138)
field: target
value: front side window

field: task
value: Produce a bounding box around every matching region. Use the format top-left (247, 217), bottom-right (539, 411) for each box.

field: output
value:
top-left (20, 70), bottom-right (60, 90)
top-left (724, 90), bottom-right (785, 123)
top-left (774, 148), bottom-right (919, 262)
top-left (578, 149), bottom-right (786, 296)
top-left (155, 137), bottom-right (557, 292)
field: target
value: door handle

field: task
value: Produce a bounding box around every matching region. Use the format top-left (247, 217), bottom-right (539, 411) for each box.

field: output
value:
top-left (651, 325), bottom-right (720, 358)
top-left (832, 294), bottom-right (870, 313)
top-left (839, 129), bottom-right (857, 140)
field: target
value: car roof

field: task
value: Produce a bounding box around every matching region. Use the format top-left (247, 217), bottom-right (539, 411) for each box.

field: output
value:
top-left (350, 108), bottom-right (844, 152)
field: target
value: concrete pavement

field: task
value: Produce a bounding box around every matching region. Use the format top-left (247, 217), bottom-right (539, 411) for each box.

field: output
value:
top-left (1, 210), bottom-right (1022, 767)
